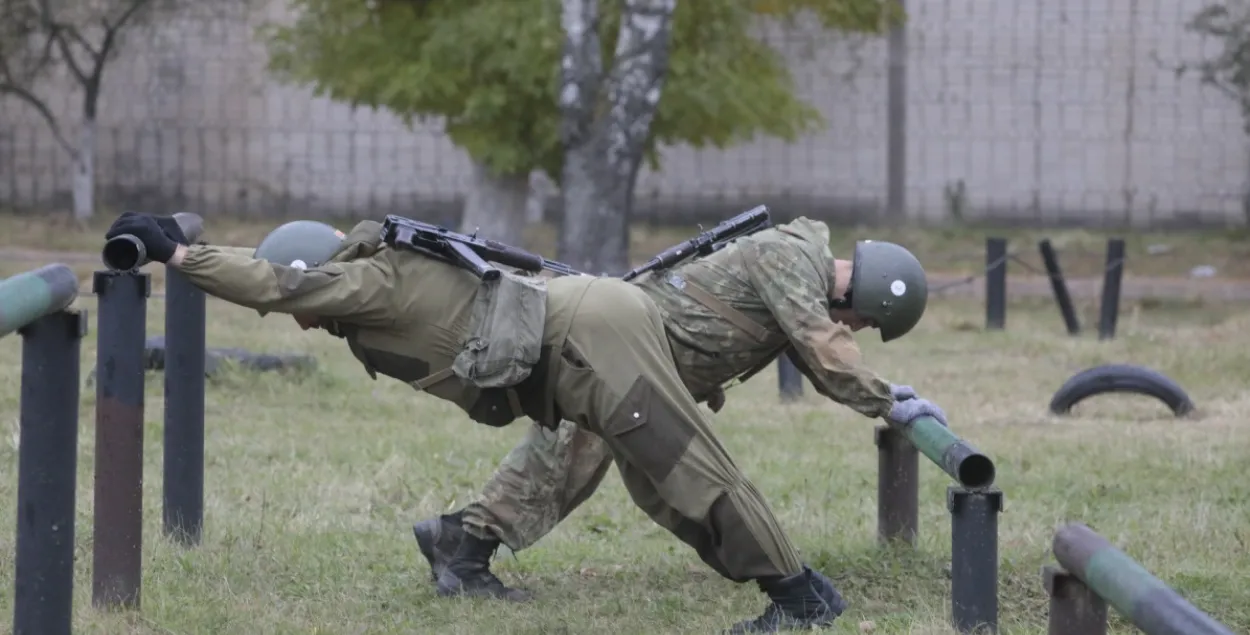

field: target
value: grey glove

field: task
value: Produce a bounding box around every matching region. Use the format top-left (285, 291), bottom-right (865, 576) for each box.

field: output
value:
top-left (889, 384), bottom-right (917, 401)
top-left (887, 397), bottom-right (948, 428)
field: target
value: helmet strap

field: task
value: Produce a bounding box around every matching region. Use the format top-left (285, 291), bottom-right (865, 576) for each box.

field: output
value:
top-left (829, 287), bottom-right (853, 310)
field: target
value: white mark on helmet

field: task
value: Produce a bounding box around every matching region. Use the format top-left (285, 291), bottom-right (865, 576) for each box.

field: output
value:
top-left (291, 259), bottom-right (308, 270)
top-left (890, 280), bottom-right (906, 296)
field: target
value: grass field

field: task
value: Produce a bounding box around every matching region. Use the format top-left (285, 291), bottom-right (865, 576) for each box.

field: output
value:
top-left (0, 287), bottom-right (1246, 634)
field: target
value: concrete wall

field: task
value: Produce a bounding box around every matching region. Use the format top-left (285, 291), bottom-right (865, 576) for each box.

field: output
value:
top-left (0, 0), bottom-right (1245, 227)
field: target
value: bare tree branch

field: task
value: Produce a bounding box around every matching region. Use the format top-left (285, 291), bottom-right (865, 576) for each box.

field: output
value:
top-left (57, 23), bottom-right (101, 61)
top-left (51, 29), bottom-right (89, 83)
top-left (0, 85), bottom-right (75, 153)
top-left (104, 0), bottom-right (152, 40)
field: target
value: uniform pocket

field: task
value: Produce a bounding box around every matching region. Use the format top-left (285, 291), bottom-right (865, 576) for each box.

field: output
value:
top-left (603, 376), bottom-right (694, 483)
top-left (466, 387), bottom-right (521, 427)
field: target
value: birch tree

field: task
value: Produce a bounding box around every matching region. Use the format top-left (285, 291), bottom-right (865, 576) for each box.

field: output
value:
top-left (557, 0), bottom-right (674, 274)
top-left (264, 0), bottom-right (899, 251)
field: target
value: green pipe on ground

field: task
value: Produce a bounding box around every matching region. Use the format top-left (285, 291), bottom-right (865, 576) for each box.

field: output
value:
top-left (0, 264), bottom-right (81, 339)
top-left (1053, 523), bottom-right (1235, 635)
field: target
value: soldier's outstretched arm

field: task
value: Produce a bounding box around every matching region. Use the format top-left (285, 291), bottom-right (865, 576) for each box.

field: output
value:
top-left (167, 243), bottom-right (396, 326)
top-left (743, 243), bottom-right (895, 419)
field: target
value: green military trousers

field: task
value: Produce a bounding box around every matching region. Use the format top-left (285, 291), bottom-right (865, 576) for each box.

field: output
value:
top-left (462, 419), bottom-right (614, 553)
top-left (467, 277), bottom-right (804, 582)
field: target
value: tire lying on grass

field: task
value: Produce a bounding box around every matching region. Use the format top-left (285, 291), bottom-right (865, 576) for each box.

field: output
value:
top-left (1048, 364), bottom-right (1195, 417)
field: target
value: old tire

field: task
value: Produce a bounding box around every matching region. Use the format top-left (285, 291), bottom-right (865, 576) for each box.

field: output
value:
top-left (1048, 364), bottom-right (1195, 417)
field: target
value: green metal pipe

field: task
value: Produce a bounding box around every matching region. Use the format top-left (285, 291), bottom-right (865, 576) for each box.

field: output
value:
top-left (101, 212), bottom-right (204, 271)
top-left (896, 415), bottom-right (996, 488)
top-left (1053, 523), bottom-right (1235, 635)
top-left (0, 264), bottom-right (81, 339)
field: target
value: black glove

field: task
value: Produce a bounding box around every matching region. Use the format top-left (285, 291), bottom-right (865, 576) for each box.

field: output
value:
top-left (105, 212), bottom-right (189, 264)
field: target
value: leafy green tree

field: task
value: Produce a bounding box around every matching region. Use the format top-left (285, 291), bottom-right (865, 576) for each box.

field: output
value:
top-left (263, 0), bottom-right (900, 267)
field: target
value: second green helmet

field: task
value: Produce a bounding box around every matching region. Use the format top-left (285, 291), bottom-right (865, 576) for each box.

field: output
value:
top-left (253, 220), bottom-right (346, 269)
top-left (848, 240), bottom-right (928, 342)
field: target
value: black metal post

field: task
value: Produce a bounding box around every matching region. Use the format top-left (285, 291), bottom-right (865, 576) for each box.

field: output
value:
top-left (985, 238), bottom-right (1006, 330)
top-left (948, 486), bottom-right (1003, 634)
top-left (875, 425), bottom-right (919, 546)
top-left (91, 271), bottom-right (150, 609)
top-left (1042, 565), bottom-right (1108, 635)
top-left (778, 352), bottom-right (803, 403)
top-left (1097, 239), bottom-right (1125, 341)
top-left (163, 267), bottom-right (207, 545)
top-left (13, 310), bottom-right (88, 635)
top-left (1037, 239), bottom-right (1080, 336)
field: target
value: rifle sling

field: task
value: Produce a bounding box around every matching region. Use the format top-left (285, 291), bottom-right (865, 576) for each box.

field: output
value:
top-left (410, 367), bottom-right (525, 419)
top-left (665, 273), bottom-right (771, 344)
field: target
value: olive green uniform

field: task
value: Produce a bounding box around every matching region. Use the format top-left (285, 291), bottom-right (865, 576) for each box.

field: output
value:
top-left (174, 221), bottom-right (805, 582)
top-left (461, 218), bottom-right (897, 552)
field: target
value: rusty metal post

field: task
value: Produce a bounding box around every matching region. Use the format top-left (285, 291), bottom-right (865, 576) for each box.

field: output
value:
top-left (1042, 565), bottom-right (1108, 635)
top-left (875, 425), bottom-right (919, 545)
top-left (163, 265), bottom-right (207, 545)
top-left (948, 486), bottom-right (1003, 634)
top-left (13, 309), bottom-right (88, 635)
top-left (91, 271), bottom-right (150, 609)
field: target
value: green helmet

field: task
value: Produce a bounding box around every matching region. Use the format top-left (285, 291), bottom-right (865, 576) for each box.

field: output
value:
top-left (253, 220), bottom-right (345, 269)
top-left (848, 240), bottom-right (928, 343)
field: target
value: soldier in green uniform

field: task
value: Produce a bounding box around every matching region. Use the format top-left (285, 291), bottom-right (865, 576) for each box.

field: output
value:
top-left (409, 217), bottom-right (946, 632)
top-left (104, 211), bottom-right (944, 634)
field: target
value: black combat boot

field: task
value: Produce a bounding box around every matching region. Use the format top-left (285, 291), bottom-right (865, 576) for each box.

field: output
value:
top-left (725, 565), bottom-right (847, 633)
top-left (412, 511), bottom-right (465, 582)
top-left (412, 511), bottom-right (533, 602)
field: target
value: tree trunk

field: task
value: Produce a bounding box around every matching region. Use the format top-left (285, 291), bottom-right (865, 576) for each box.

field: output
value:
top-left (459, 160), bottom-right (530, 244)
top-left (71, 116), bottom-right (96, 221)
top-left (559, 140), bottom-right (632, 275)
top-left (525, 170), bottom-right (552, 223)
top-left (556, 0), bottom-right (676, 275)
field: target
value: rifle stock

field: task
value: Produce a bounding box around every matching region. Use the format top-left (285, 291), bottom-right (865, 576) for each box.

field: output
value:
top-left (381, 215), bottom-right (579, 280)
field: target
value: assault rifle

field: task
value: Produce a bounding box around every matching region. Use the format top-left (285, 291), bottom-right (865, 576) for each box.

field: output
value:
top-left (620, 205), bottom-right (771, 282)
top-left (380, 215), bottom-right (581, 281)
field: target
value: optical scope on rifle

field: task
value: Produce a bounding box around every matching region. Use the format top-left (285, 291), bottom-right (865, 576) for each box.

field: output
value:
top-left (620, 205), bottom-right (771, 281)
top-left (380, 215), bottom-right (581, 281)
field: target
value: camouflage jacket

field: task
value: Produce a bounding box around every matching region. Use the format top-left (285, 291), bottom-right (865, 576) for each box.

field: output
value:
top-left (634, 216), bottom-right (895, 418)
top-left (172, 220), bottom-right (588, 429)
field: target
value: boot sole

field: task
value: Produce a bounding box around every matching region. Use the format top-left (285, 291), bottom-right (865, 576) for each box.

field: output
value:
top-left (435, 571), bottom-right (534, 603)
